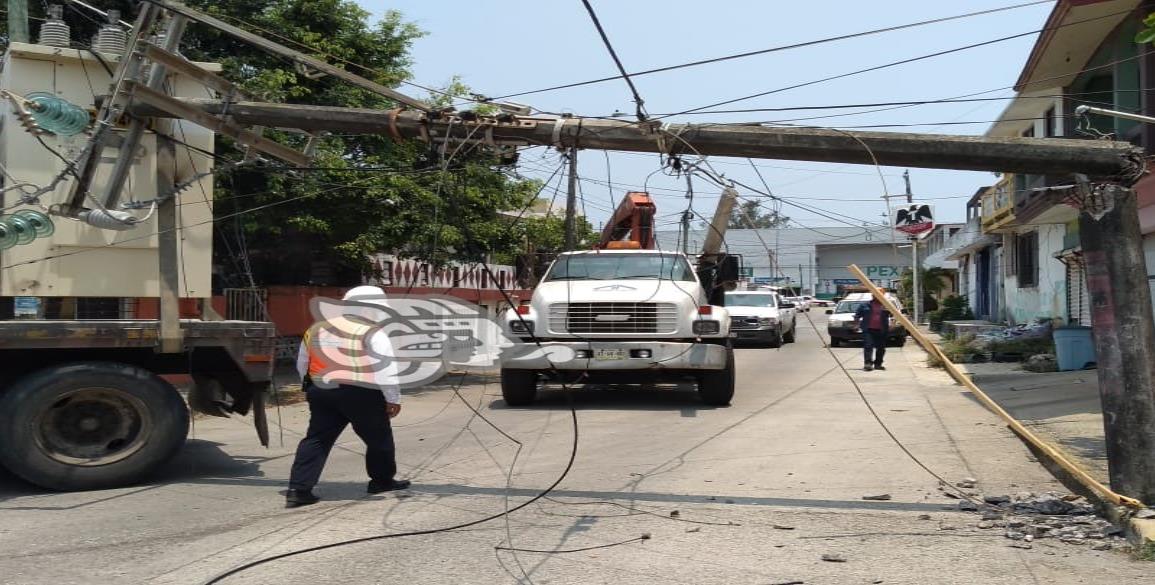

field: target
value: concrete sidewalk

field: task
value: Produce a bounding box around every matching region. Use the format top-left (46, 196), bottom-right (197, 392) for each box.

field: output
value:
top-left (916, 330), bottom-right (1155, 557)
top-left (958, 363), bottom-right (1108, 487)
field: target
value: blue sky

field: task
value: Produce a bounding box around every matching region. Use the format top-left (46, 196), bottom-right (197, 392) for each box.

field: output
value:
top-left (355, 0), bottom-right (1056, 230)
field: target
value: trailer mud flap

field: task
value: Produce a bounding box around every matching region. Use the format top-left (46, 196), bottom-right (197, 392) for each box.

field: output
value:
top-left (252, 384), bottom-right (269, 447)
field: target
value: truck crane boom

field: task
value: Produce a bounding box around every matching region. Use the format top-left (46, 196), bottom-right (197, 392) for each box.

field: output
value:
top-left (598, 191), bottom-right (656, 249)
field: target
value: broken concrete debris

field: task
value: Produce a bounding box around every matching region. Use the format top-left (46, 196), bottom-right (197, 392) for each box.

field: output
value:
top-left (961, 491), bottom-right (1132, 551)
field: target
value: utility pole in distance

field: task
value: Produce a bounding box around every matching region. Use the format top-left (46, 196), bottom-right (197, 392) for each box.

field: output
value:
top-left (563, 146), bottom-right (578, 251)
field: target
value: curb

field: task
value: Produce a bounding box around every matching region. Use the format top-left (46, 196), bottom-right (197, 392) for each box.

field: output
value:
top-left (1104, 506), bottom-right (1155, 560)
top-left (1130, 516), bottom-right (1155, 560)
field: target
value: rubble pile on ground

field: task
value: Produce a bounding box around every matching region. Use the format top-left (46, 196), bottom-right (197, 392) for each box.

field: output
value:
top-left (962, 490), bottom-right (1129, 551)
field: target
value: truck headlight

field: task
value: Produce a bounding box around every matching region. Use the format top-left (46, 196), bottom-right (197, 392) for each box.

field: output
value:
top-left (759, 317), bottom-right (778, 326)
top-left (693, 320), bottom-right (720, 335)
top-left (509, 320), bottom-right (534, 334)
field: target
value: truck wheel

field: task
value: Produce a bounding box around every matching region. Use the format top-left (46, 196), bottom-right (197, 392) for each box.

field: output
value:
top-left (697, 348), bottom-right (735, 406)
top-left (783, 325), bottom-right (796, 344)
top-left (830, 337), bottom-right (841, 347)
top-left (0, 362), bottom-right (189, 491)
top-left (500, 369), bottom-right (539, 406)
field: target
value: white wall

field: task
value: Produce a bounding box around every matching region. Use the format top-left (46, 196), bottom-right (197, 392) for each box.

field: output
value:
top-left (1003, 225), bottom-right (1068, 324)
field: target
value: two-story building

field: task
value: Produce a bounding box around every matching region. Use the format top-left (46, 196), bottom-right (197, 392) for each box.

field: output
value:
top-left (973, 0), bottom-right (1148, 325)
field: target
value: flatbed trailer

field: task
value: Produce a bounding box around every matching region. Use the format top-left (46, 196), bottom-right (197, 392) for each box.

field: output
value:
top-left (0, 319), bottom-right (275, 491)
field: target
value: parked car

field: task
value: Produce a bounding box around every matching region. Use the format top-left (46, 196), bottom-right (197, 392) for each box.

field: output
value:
top-left (785, 296), bottom-right (810, 312)
top-left (826, 292), bottom-right (907, 347)
top-left (725, 291), bottom-right (797, 347)
top-left (810, 298), bottom-right (835, 308)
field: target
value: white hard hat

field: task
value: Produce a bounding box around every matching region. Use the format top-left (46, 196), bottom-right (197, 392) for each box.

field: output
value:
top-left (342, 285), bottom-right (386, 301)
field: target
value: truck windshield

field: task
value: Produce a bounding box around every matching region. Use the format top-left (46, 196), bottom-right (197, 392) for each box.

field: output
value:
top-left (544, 254), bottom-right (695, 281)
top-left (726, 294), bottom-right (777, 307)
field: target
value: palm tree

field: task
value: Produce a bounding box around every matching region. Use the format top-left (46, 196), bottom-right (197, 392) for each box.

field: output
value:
top-left (900, 267), bottom-right (952, 312)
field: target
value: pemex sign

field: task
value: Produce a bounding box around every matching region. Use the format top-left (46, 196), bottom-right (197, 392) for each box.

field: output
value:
top-left (893, 203), bottom-right (935, 238)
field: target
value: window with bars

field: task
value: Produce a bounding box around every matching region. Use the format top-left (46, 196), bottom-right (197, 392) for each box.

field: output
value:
top-left (1016, 231), bottom-right (1039, 288)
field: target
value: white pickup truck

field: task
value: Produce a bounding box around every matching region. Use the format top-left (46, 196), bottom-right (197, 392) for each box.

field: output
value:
top-left (500, 250), bottom-right (734, 406)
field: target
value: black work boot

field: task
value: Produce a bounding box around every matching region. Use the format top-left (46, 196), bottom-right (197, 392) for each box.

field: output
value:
top-left (874, 363), bottom-right (886, 371)
top-left (285, 489), bottom-right (320, 508)
top-left (864, 363), bottom-right (874, 371)
top-left (368, 479), bottom-right (412, 494)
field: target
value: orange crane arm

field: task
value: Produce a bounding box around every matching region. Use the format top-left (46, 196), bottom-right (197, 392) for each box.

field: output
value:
top-left (598, 192), bottom-right (656, 249)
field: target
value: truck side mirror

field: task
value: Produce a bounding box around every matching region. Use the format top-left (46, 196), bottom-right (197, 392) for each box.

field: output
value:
top-left (825, 309), bottom-right (834, 314)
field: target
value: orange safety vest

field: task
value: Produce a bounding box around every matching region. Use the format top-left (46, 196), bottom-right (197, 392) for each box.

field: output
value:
top-left (302, 317), bottom-right (382, 388)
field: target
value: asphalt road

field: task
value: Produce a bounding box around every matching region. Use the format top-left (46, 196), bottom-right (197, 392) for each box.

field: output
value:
top-left (0, 314), bottom-right (1148, 584)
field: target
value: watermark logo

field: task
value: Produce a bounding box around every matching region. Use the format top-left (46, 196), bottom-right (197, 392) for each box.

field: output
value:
top-left (305, 294), bottom-right (572, 390)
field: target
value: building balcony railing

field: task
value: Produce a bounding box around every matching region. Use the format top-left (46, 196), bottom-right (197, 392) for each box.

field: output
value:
top-left (943, 217), bottom-right (1000, 261)
top-left (980, 177), bottom-right (1015, 233)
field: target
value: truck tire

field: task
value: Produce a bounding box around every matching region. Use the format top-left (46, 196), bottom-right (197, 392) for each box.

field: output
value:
top-left (697, 348), bottom-right (735, 406)
top-left (0, 362), bottom-right (189, 491)
top-left (783, 325), bottom-right (796, 344)
top-left (500, 369), bottom-right (539, 406)
top-left (829, 337), bottom-right (841, 347)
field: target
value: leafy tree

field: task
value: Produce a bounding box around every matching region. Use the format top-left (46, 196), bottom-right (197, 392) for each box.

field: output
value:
top-left (3, 1), bottom-right (540, 287)
top-left (728, 200), bottom-right (789, 229)
top-left (499, 208), bottom-right (599, 285)
top-left (1136, 13), bottom-right (1155, 45)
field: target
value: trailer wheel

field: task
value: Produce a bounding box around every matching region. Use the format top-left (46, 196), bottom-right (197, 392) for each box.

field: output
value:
top-left (500, 369), bottom-right (539, 406)
top-left (697, 348), bottom-right (735, 406)
top-left (0, 362), bottom-right (189, 491)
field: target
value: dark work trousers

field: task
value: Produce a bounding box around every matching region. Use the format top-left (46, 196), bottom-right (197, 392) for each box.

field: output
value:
top-left (863, 329), bottom-right (887, 367)
top-left (288, 383), bottom-right (397, 491)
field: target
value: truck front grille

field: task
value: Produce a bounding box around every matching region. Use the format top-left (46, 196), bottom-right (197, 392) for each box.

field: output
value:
top-left (730, 316), bottom-right (761, 330)
top-left (549, 302), bottom-right (678, 334)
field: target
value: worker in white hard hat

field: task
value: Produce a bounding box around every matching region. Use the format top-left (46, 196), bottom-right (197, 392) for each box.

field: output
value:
top-left (285, 285), bottom-right (410, 508)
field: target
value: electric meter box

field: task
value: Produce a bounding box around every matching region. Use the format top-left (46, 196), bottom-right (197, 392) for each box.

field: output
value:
top-left (0, 42), bottom-right (218, 298)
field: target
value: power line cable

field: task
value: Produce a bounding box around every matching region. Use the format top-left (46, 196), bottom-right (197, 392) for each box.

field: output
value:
top-left (641, 90), bottom-right (1131, 118)
top-left (480, 0), bottom-right (1054, 102)
top-left (735, 50), bottom-right (1151, 127)
top-left (578, 0), bottom-right (649, 121)
top-left (652, 6), bottom-right (1134, 121)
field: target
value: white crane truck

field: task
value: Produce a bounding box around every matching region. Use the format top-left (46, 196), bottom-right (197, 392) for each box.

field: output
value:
top-left (500, 191), bottom-right (739, 406)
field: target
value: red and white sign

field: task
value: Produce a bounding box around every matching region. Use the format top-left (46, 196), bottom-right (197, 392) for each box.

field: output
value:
top-left (893, 204), bottom-right (935, 237)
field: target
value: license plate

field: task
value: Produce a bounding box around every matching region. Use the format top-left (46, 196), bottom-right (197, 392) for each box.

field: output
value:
top-left (594, 349), bottom-right (626, 361)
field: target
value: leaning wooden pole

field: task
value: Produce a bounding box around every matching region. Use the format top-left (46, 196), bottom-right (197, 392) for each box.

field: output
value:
top-left (847, 264), bottom-right (1144, 509)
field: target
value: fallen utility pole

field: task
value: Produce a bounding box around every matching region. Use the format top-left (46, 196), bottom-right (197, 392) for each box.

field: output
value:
top-left (130, 100), bottom-right (1144, 178)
